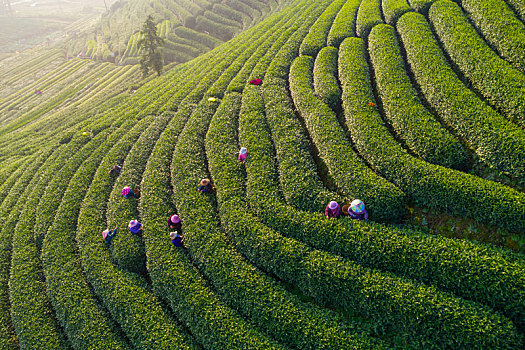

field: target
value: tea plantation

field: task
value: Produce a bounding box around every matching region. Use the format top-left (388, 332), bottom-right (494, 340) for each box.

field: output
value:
top-left (0, 0), bottom-right (524, 348)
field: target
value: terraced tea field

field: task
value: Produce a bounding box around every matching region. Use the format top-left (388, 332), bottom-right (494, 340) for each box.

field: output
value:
top-left (0, 0), bottom-right (524, 348)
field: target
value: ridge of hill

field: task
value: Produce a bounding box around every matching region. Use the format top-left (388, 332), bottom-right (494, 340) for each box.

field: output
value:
top-left (64, 0), bottom-right (289, 65)
top-left (0, 0), bottom-right (524, 348)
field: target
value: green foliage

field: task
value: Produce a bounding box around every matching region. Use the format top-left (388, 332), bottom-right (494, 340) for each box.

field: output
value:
top-left (40, 124), bottom-right (130, 349)
top-left (429, 0), bottom-right (525, 127)
top-left (212, 3), bottom-right (248, 26)
top-left (234, 85), bottom-right (523, 349)
top-left (262, 76), bottom-right (332, 210)
top-left (313, 46), bottom-right (341, 109)
top-left (368, 24), bottom-right (467, 169)
top-left (381, 0), bottom-right (412, 24)
top-left (289, 55), bottom-right (406, 222)
top-left (140, 106), bottom-right (283, 349)
top-left (173, 26), bottom-right (222, 49)
top-left (9, 149), bottom-right (69, 350)
top-left (75, 114), bottom-right (196, 349)
top-left (407, 0), bottom-right (436, 13)
top-left (460, 0), bottom-right (525, 72)
top-left (340, 35), bottom-right (525, 232)
top-left (195, 15), bottom-right (237, 41)
top-left (2, 0), bottom-right (525, 347)
top-left (209, 91), bottom-right (384, 349)
top-left (138, 15), bottom-right (165, 76)
top-left (326, 0), bottom-right (361, 47)
top-left (505, 0), bottom-right (525, 22)
top-left (397, 12), bottom-right (525, 181)
top-left (173, 94), bottom-right (375, 349)
top-left (203, 10), bottom-right (242, 29)
top-left (223, 0), bottom-right (258, 21)
top-left (0, 153), bottom-right (51, 350)
top-left (356, 0), bottom-right (383, 38)
top-left (299, 0), bottom-right (346, 57)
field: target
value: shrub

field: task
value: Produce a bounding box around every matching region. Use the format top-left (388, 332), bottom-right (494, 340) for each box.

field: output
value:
top-left (368, 24), bottom-right (468, 169)
top-left (313, 46), bottom-right (341, 109)
top-left (460, 0), bottom-right (525, 72)
top-left (289, 55), bottom-right (406, 222)
top-left (326, 0), bottom-right (361, 47)
top-left (299, 0), bottom-right (346, 57)
top-left (356, 0), bottom-right (383, 38)
top-left (397, 12), bottom-right (525, 180)
top-left (429, 0), bottom-right (525, 127)
top-left (382, 0), bottom-right (412, 24)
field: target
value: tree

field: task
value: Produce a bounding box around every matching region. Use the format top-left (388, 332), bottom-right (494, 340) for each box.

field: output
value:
top-left (138, 15), bottom-right (164, 77)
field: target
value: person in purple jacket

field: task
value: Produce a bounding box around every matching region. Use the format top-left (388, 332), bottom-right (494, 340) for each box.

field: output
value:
top-left (238, 147), bottom-right (247, 163)
top-left (128, 219), bottom-right (143, 236)
top-left (121, 186), bottom-right (137, 199)
top-left (348, 199), bottom-right (368, 221)
top-left (325, 201), bottom-right (341, 219)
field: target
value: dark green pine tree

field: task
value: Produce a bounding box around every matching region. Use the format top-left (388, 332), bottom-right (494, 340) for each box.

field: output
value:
top-left (138, 15), bottom-right (164, 77)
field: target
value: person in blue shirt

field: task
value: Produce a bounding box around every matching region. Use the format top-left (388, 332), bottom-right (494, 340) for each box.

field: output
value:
top-left (121, 186), bottom-right (138, 199)
top-left (170, 231), bottom-right (184, 247)
top-left (197, 179), bottom-right (215, 193)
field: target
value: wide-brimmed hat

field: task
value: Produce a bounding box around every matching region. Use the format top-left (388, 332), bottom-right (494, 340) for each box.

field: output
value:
top-left (200, 179), bottom-right (210, 185)
top-left (329, 201), bottom-right (339, 210)
top-left (171, 214), bottom-right (180, 223)
top-left (169, 232), bottom-right (178, 240)
top-left (350, 199), bottom-right (365, 214)
top-left (240, 147), bottom-right (247, 154)
top-left (129, 219), bottom-right (139, 228)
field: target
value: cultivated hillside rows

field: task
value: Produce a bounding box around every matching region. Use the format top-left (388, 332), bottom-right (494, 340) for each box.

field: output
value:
top-left (0, 0), bottom-right (524, 348)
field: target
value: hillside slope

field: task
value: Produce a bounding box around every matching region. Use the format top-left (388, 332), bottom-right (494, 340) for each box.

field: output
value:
top-left (0, 0), bottom-right (524, 349)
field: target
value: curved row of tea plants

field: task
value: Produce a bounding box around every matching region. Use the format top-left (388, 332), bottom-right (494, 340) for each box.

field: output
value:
top-left (238, 81), bottom-right (521, 348)
top-left (299, 0), bottom-right (347, 57)
top-left (0, 151), bottom-right (54, 349)
top-left (428, 0), bottom-right (525, 127)
top-left (460, 0), bottom-right (525, 72)
top-left (74, 113), bottom-right (196, 349)
top-left (289, 55), bottom-right (406, 222)
top-left (326, 0), bottom-right (361, 47)
top-left (368, 23), bottom-right (468, 169)
top-left (313, 46), bottom-right (341, 109)
top-left (397, 12), bottom-right (525, 181)
top-left (356, 0), bottom-right (383, 38)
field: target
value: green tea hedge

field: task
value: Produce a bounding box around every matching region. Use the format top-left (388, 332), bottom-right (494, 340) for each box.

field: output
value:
top-left (460, 0), bottom-right (525, 72)
top-left (289, 55), bottom-right (406, 222)
top-left (397, 12), bottom-right (525, 180)
top-left (356, 0), bottom-right (383, 38)
top-left (326, 0), bottom-right (361, 47)
top-left (382, 0), bottom-right (412, 24)
top-left (429, 0), bottom-right (525, 127)
top-left (368, 24), bottom-right (467, 169)
top-left (299, 0), bottom-right (346, 57)
top-left (313, 46), bottom-right (341, 109)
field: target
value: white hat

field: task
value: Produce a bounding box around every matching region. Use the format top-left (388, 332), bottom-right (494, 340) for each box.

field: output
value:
top-left (129, 219), bottom-right (139, 228)
top-left (240, 147), bottom-right (247, 154)
top-left (329, 201), bottom-right (338, 210)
